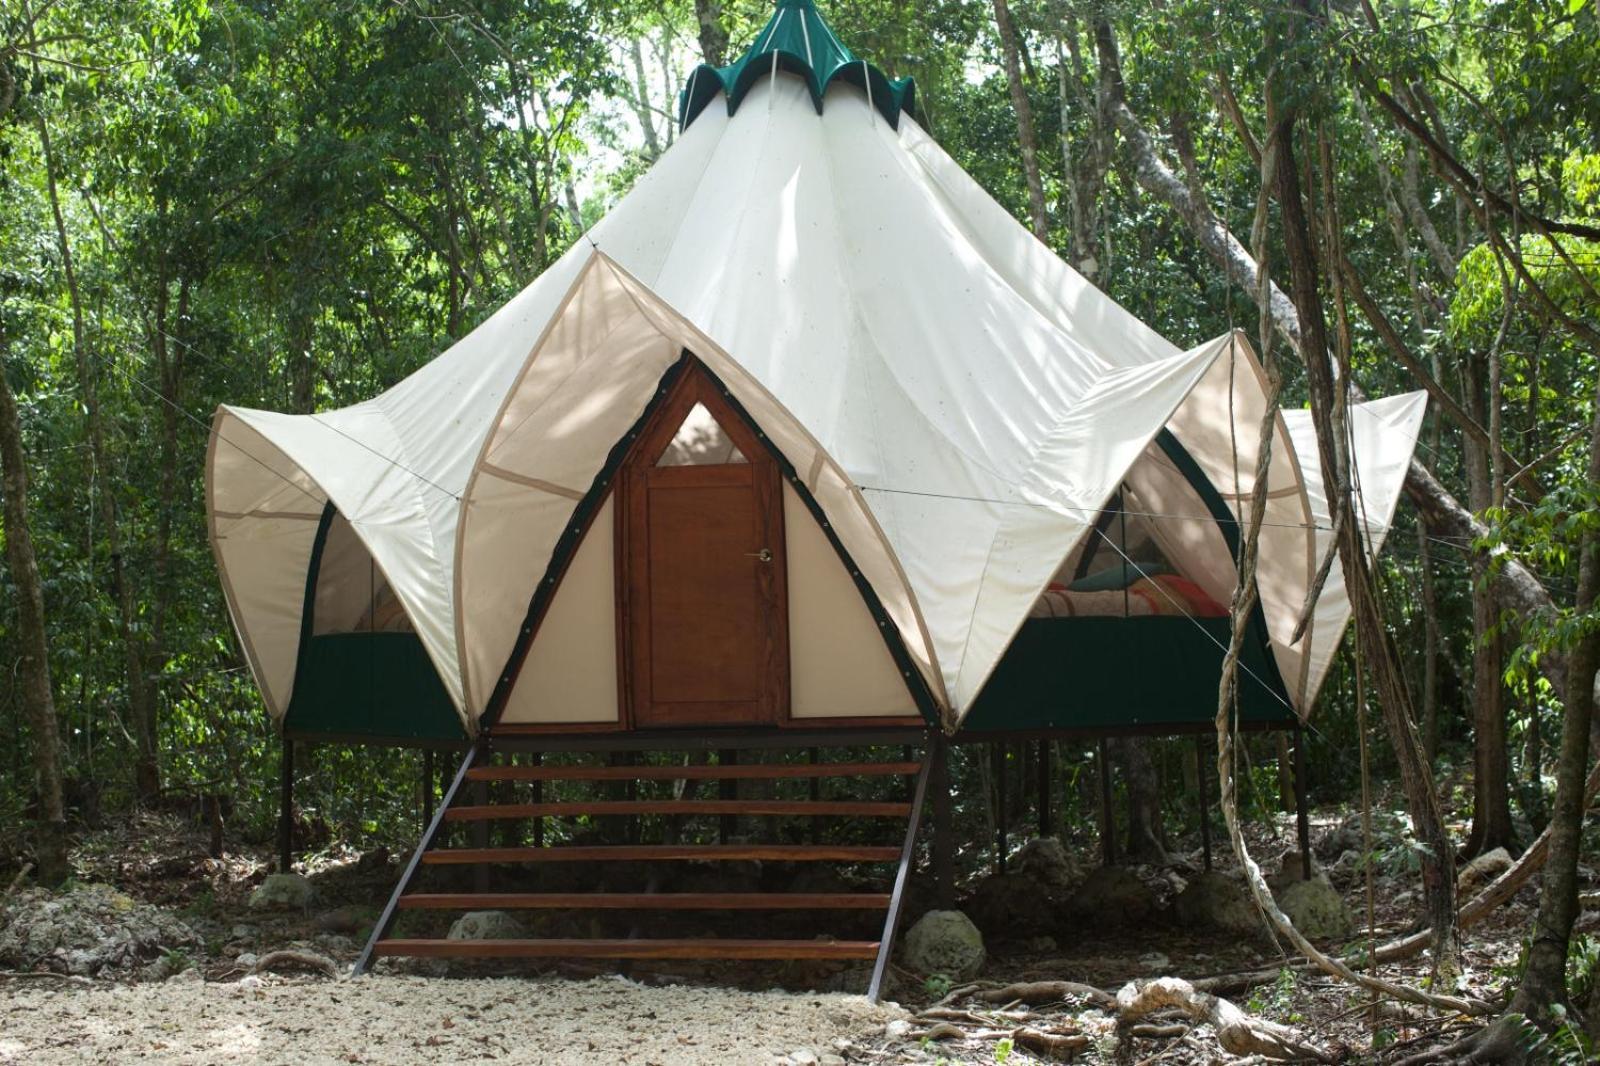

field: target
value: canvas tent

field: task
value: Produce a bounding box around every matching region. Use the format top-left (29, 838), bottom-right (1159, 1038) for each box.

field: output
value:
top-left (206, 0), bottom-right (1427, 747)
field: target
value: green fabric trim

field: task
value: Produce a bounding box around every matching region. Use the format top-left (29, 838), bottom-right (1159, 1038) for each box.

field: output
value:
top-left (961, 616), bottom-right (1294, 732)
top-left (679, 0), bottom-right (916, 131)
top-left (285, 632), bottom-right (465, 741)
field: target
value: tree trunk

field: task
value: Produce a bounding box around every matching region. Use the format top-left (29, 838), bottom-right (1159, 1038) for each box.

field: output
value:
top-left (694, 0), bottom-right (728, 67)
top-left (1506, 365), bottom-right (1600, 1028)
top-left (1267, 67), bottom-right (1459, 971)
top-left (991, 0), bottom-right (1049, 241)
top-left (35, 104), bottom-right (158, 798)
top-left (0, 320), bottom-right (70, 885)
top-left (1115, 737), bottom-right (1168, 863)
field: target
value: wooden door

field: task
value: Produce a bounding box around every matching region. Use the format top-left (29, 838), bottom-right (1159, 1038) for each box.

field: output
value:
top-left (619, 362), bottom-right (788, 727)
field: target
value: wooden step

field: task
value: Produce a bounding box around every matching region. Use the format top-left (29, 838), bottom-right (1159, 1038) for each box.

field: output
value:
top-left (421, 844), bottom-right (901, 865)
top-left (467, 761), bottom-right (921, 783)
top-left (443, 799), bottom-right (911, 822)
top-left (397, 892), bottom-right (891, 910)
top-left (373, 937), bottom-right (880, 960)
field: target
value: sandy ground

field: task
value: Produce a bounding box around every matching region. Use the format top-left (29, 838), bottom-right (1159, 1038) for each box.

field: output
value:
top-left (0, 974), bottom-right (907, 1066)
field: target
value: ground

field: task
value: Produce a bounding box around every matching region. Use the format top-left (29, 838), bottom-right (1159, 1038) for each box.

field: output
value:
top-left (0, 804), bottom-right (1590, 1064)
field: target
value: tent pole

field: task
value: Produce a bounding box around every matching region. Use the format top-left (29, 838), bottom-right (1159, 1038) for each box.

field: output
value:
top-left (1195, 734), bottom-right (1212, 871)
top-left (277, 736), bottom-right (295, 874)
top-left (931, 733), bottom-right (954, 909)
top-left (868, 742), bottom-right (933, 1003)
top-left (472, 740), bottom-right (491, 893)
top-left (1097, 738), bottom-right (1115, 866)
top-left (718, 749), bottom-right (737, 843)
top-left (1294, 723), bottom-right (1312, 879)
top-left (992, 743), bottom-right (1007, 874)
top-left (421, 748), bottom-right (435, 831)
top-left (532, 750), bottom-right (544, 848)
top-left (808, 747), bottom-right (821, 845)
top-left (1037, 740), bottom-right (1052, 837)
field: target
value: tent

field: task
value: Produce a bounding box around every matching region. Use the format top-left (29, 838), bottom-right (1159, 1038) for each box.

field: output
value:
top-left (206, 3), bottom-right (1426, 744)
top-left (205, 0), bottom-right (1427, 984)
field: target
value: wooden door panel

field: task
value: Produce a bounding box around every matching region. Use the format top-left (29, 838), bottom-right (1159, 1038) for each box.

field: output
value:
top-left (646, 481), bottom-right (763, 707)
top-left (619, 360), bottom-right (789, 729)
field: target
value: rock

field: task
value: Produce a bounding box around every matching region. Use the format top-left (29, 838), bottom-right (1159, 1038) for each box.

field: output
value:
top-left (1327, 849), bottom-right (1365, 889)
top-left (1065, 866), bottom-right (1160, 925)
top-left (1316, 815), bottom-right (1362, 860)
top-left (966, 871), bottom-right (1061, 937)
top-left (900, 910), bottom-right (986, 981)
top-left (1457, 847), bottom-right (1513, 898)
top-left (789, 1050), bottom-right (819, 1065)
top-left (230, 924), bottom-right (255, 940)
top-left (0, 884), bottom-right (201, 977)
top-left (235, 952), bottom-right (259, 970)
top-left (1012, 837), bottom-right (1084, 890)
top-left (314, 904), bottom-right (370, 934)
top-left (1175, 870), bottom-right (1265, 938)
top-left (884, 1019), bottom-right (913, 1040)
top-left (1274, 874), bottom-right (1353, 939)
top-left (447, 910), bottom-right (527, 941)
top-left (355, 846), bottom-right (391, 874)
top-left (171, 966), bottom-right (204, 984)
top-left (819, 1055), bottom-right (846, 1066)
top-left (248, 873), bottom-right (313, 911)
top-left (234, 974), bottom-right (265, 991)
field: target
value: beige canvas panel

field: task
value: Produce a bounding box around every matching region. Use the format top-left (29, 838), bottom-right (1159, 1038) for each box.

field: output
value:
top-left (500, 497), bottom-right (621, 724)
top-left (1160, 334), bottom-right (1315, 712)
top-left (206, 409), bottom-right (330, 719)
top-left (783, 484), bottom-right (917, 718)
top-left (456, 255), bottom-right (946, 722)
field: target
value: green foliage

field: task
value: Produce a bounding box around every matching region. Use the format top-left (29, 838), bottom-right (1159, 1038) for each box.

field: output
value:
top-left (1246, 966), bottom-right (1305, 1025)
top-left (0, 0), bottom-right (1598, 870)
top-left (923, 972), bottom-right (953, 1000)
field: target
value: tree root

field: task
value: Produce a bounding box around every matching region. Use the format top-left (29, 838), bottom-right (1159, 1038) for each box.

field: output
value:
top-left (973, 979), bottom-right (1117, 1011)
top-left (251, 949), bottom-right (339, 978)
top-left (1114, 977), bottom-right (1336, 1063)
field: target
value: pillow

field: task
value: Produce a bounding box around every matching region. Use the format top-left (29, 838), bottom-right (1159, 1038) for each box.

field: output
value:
top-left (1067, 561), bottom-right (1171, 593)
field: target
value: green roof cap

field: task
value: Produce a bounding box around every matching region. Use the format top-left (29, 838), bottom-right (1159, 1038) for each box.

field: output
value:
top-left (678, 0), bottom-right (916, 131)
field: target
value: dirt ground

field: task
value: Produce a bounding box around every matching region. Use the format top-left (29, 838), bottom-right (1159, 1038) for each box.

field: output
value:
top-left (0, 806), bottom-right (1588, 1064)
top-left (0, 974), bottom-right (902, 1066)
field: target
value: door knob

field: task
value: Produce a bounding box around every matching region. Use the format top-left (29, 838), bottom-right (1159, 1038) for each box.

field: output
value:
top-left (746, 548), bottom-right (773, 563)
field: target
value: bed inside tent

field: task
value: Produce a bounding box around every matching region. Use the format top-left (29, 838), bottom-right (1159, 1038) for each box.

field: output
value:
top-left (962, 429), bottom-right (1295, 735)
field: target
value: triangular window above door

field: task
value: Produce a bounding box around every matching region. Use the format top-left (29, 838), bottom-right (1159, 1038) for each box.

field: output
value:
top-left (655, 401), bottom-right (750, 466)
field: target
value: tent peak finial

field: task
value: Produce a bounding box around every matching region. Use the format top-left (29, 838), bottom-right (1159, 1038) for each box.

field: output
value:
top-left (678, 0), bottom-right (915, 131)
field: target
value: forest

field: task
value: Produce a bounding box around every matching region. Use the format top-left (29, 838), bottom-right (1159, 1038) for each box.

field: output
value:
top-left (0, 0), bottom-right (1598, 1063)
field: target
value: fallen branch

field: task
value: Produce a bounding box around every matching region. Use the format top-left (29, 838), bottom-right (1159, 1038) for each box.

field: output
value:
top-left (2, 863), bottom-right (32, 903)
top-left (0, 969), bottom-right (94, 985)
top-left (251, 949), bottom-right (339, 978)
top-left (974, 979), bottom-right (1116, 1011)
top-left (1115, 977), bottom-right (1334, 1063)
top-left (1013, 1025), bottom-right (1090, 1058)
top-left (1367, 758), bottom-right (1600, 965)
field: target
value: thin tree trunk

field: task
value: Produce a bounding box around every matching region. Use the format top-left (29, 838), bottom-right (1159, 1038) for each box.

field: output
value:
top-left (992, 0), bottom-right (1049, 241)
top-left (1115, 737), bottom-right (1168, 863)
top-left (35, 104), bottom-right (157, 798)
top-left (1499, 355), bottom-right (1600, 1047)
top-left (1271, 67), bottom-right (1459, 971)
top-left (0, 318), bottom-right (70, 884)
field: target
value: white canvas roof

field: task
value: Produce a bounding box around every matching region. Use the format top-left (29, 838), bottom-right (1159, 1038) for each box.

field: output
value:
top-left (205, 67), bottom-right (1425, 736)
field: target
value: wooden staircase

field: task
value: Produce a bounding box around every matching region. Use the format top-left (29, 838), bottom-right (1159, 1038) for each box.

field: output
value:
top-left (355, 732), bottom-right (931, 1000)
